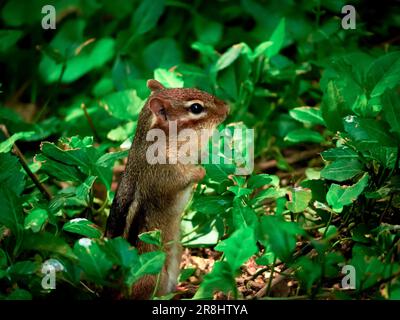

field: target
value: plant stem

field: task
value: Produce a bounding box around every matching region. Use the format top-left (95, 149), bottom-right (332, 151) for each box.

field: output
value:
top-left (265, 255), bottom-right (277, 296)
top-left (0, 125), bottom-right (52, 200)
top-left (81, 103), bottom-right (101, 143)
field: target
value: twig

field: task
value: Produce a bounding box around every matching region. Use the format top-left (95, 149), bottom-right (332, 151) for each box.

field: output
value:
top-left (81, 103), bottom-right (101, 142)
top-left (0, 125), bottom-right (52, 200)
top-left (257, 147), bottom-right (323, 171)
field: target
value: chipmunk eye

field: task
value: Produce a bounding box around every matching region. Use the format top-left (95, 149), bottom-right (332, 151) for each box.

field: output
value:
top-left (189, 103), bottom-right (204, 114)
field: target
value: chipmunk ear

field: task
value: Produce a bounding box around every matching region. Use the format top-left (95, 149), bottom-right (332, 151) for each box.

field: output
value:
top-left (147, 79), bottom-right (165, 92)
top-left (148, 97), bottom-right (170, 125)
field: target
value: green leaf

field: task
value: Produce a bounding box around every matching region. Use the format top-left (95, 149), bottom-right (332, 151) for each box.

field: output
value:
top-left (96, 150), bottom-right (129, 168)
top-left (73, 238), bottom-right (113, 283)
top-left (326, 173), bottom-right (369, 213)
top-left (39, 20), bottom-right (115, 83)
top-left (191, 195), bottom-right (232, 216)
top-left (193, 261), bottom-right (236, 299)
top-left (321, 147), bottom-right (358, 161)
top-left (204, 163), bottom-right (236, 183)
top-left (178, 267), bottom-right (196, 282)
top-left (286, 188), bottom-right (312, 213)
top-left (7, 261), bottom-right (39, 277)
top-left (381, 89), bottom-right (400, 136)
top-left (321, 159), bottom-right (363, 182)
top-left (154, 68), bottom-right (184, 88)
top-left (103, 237), bottom-right (139, 268)
top-left (75, 176), bottom-right (97, 202)
top-left (0, 153), bottom-right (25, 195)
top-left (284, 128), bottom-right (324, 143)
top-left (0, 248), bottom-right (7, 269)
top-left (247, 174), bottom-right (273, 189)
top-left (143, 38), bottom-right (181, 70)
top-left (138, 230), bottom-right (162, 247)
top-left (289, 107), bottom-right (325, 126)
top-left (369, 53), bottom-right (400, 99)
top-left (343, 116), bottom-right (396, 147)
top-left (99, 89), bottom-right (144, 121)
top-left (321, 80), bottom-right (346, 132)
top-left (214, 43), bottom-right (244, 72)
top-left (0, 185), bottom-right (23, 240)
top-left (131, 0), bottom-right (165, 36)
top-left (22, 232), bottom-right (77, 260)
top-left (231, 198), bottom-right (258, 231)
top-left (6, 288), bottom-right (32, 300)
top-left (194, 16), bottom-right (222, 45)
top-left (63, 218), bottom-right (102, 239)
top-left (265, 18), bottom-right (285, 58)
top-left (0, 29), bottom-right (23, 52)
top-left (24, 208), bottom-right (48, 233)
top-left (260, 215), bottom-right (303, 261)
top-left (215, 226), bottom-right (257, 271)
top-left (127, 251), bottom-right (166, 286)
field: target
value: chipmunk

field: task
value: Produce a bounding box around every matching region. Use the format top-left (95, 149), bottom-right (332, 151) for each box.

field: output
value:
top-left (105, 79), bottom-right (228, 299)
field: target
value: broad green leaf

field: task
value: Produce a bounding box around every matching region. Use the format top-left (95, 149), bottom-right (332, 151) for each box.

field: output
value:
top-left (321, 147), bottom-right (358, 161)
top-left (22, 232), bottom-right (77, 260)
top-left (63, 218), bottom-right (102, 239)
top-left (265, 18), bottom-right (285, 58)
top-left (138, 230), bottom-right (162, 247)
top-left (260, 215), bottom-right (303, 261)
top-left (247, 174), bottom-right (274, 189)
top-left (178, 267), bottom-right (196, 282)
top-left (194, 15), bottom-right (222, 45)
top-left (39, 21), bottom-right (115, 83)
top-left (0, 153), bottom-right (25, 195)
top-left (231, 198), bottom-right (258, 231)
top-left (369, 53), bottom-right (400, 98)
top-left (343, 115), bottom-right (396, 147)
top-left (191, 195), bottom-right (232, 216)
top-left (214, 43), bottom-right (244, 71)
top-left (143, 38), bottom-right (181, 70)
top-left (74, 238), bottom-right (113, 283)
top-left (7, 261), bottom-right (39, 277)
top-left (321, 80), bottom-right (346, 132)
top-left (252, 41), bottom-right (273, 59)
top-left (131, 0), bottom-right (165, 36)
top-left (0, 29), bottom-right (23, 52)
top-left (381, 89), bottom-right (400, 136)
top-left (251, 187), bottom-right (286, 207)
top-left (24, 208), bottom-right (48, 233)
top-left (154, 68), bottom-right (184, 88)
top-left (204, 163), bottom-right (236, 183)
top-left (96, 150), bottom-right (129, 167)
top-left (103, 237), bottom-right (139, 268)
top-left (286, 188), bottom-right (312, 213)
top-left (321, 159), bottom-right (363, 182)
top-left (127, 251), bottom-right (166, 286)
top-left (284, 128), bottom-right (324, 143)
top-left (0, 186), bottom-right (23, 240)
top-left (98, 89), bottom-right (144, 121)
top-left (215, 226), bottom-right (257, 271)
top-left (193, 261), bottom-right (236, 299)
top-left (75, 176), bottom-right (97, 202)
top-left (0, 249), bottom-right (7, 268)
top-left (6, 289), bottom-right (32, 300)
top-left (289, 107), bottom-right (325, 126)
top-left (326, 173), bottom-right (369, 213)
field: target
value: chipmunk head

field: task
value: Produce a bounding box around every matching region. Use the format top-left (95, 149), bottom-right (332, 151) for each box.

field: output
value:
top-left (146, 79), bottom-right (229, 132)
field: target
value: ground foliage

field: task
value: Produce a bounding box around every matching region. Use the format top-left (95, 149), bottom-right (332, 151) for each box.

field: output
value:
top-left (0, 0), bottom-right (400, 300)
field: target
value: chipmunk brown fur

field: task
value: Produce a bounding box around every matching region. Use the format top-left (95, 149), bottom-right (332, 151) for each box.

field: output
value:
top-left (105, 79), bottom-right (228, 299)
